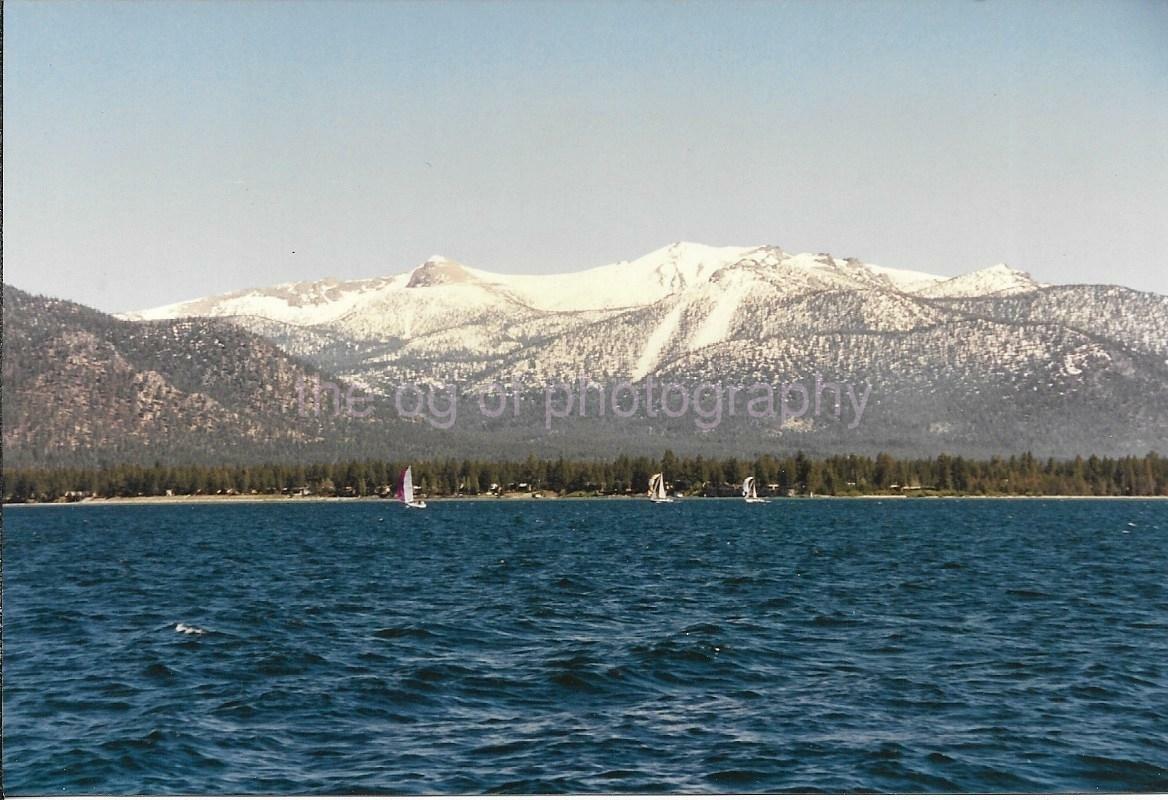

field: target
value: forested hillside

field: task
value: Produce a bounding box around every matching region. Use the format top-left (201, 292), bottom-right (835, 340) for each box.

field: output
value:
top-left (5, 451), bottom-right (1166, 502)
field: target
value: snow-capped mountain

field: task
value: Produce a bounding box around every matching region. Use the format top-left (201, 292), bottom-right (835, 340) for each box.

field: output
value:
top-left (122, 241), bottom-right (1163, 378)
top-left (917, 263), bottom-right (1041, 298)
top-left (107, 241), bottom-right (1168, 458)
top-left (122, 243), bottom-right (964, 387)
top-left (127, 243), bottom-right (774, 320)
top-left (123, 243), bottom-right (1057, 325)
top-left (126, 243), bottom-right (958, 323)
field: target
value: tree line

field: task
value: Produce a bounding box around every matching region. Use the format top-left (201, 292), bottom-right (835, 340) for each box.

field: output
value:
top-left (3, 451), bottom-right (1167, 502)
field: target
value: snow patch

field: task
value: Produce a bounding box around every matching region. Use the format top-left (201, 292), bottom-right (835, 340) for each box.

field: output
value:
top-left (688, 276), bottom-right (750, 351)
top-left (633, 301), bottom-right (688, 380)
top-left (920, 264), bottom-right (1038, 297)
top-left (868, 264), bottom-right (947, 292)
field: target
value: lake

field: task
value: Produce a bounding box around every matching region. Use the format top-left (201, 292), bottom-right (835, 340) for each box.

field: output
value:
top-left (3, 498), bottom-right (1166, 792)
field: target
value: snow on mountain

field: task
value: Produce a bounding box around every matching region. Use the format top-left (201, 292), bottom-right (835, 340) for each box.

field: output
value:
top-left (38, 242), bottom-right (1167, 459)
top-left (633, 299), bottom-right (689, 380)
top-left (406, 256), bottom-right (477, 288)
top-left (122, 275), bottom-right (404, 326)
top-left (867, 264), bottom-right (947, 293)
top-left (125, 242), bottom-right (941, 326)
top-left (120, 242), bottom-right (1153, 395)
top-left (918, 263), bottom-right (1039, 298)
top-left (468, 242), bottom-right (763, 312)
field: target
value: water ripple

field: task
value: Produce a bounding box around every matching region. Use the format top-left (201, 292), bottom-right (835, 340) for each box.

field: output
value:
top-left (5, 499), bottom-right (1168, 792)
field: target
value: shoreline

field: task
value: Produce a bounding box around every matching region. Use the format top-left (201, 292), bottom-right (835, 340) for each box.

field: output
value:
top-left (5, 493), bottom-right (1166, 507)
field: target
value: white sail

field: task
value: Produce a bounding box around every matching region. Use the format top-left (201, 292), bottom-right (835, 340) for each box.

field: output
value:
top-left (399, 466), bottom-right (414, 504)
top-left (743, 474), bottom-right (767, 503)
top-left (647, 472), bottom-right (675, 502)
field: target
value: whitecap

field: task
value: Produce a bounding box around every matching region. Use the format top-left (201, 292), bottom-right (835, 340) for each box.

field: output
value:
top-left (175, 623), bottom-right (208, 635)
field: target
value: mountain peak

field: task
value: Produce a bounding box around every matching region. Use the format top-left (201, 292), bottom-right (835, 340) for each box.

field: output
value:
top-left (407, 256), bottom-right (475, 288)
top-left (921, 262), bottom-right (1038, 298)
top-left (970, 263), bottom-right (1034, 282)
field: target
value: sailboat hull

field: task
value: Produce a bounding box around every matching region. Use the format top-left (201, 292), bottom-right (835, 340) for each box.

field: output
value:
top-left (404, 500), bottom-right (427, 509)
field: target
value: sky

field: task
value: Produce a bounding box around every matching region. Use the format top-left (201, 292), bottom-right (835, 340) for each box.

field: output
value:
top-left (4, 0), bottom-right (1167, 312)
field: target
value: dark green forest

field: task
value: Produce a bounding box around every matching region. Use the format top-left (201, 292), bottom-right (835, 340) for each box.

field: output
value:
top-left (4, 451), bottom-right (1167, 502)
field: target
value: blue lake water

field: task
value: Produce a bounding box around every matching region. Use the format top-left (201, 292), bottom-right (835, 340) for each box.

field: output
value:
top-left (3, 498), bottom-right (1167, 793)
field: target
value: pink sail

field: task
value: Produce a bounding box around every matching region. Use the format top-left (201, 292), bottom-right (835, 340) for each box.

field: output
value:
top-left (396, 467), bottom-right (408, 502)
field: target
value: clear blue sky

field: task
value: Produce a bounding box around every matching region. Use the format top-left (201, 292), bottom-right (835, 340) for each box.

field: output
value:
top-left (5, 0), bottom-right (1167, 311)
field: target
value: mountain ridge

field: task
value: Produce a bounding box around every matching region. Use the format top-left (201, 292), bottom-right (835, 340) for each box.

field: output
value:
top-left (122, 242), bottom-right (965, 320)
top-left (7, 241), bottom-right (1167, 465)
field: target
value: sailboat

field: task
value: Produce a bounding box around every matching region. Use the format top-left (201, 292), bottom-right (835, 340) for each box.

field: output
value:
top-left (743, 476), bottom-right (768, 504)
top-left (396, 465), bottom-right (427, 509)
top-left (648, 473), bottom-right (675, 503)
